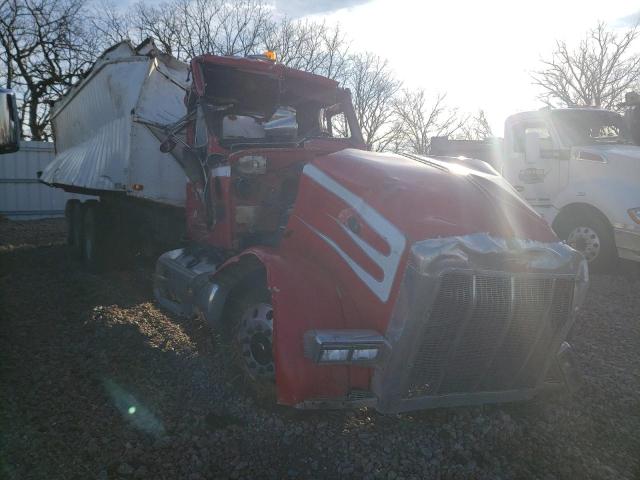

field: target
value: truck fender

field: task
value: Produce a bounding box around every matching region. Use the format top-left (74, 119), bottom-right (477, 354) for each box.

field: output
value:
top-left (552, 177), bottom-right (640, 228)
top-left (552, 202), bottom-right (612, 234)
top-left (212, 247), bottom-right (359, 405)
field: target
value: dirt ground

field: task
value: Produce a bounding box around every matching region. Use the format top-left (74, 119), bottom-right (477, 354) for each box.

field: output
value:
top-left (1, 218), bottom-right (639, 480)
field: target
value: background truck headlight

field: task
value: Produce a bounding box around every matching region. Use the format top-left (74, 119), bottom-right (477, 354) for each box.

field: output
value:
top-left (627, 207), bottom-right (640, 225)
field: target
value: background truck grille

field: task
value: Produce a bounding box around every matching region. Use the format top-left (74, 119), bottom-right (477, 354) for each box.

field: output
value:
top-left (406, 272), bottom-right (574, 398)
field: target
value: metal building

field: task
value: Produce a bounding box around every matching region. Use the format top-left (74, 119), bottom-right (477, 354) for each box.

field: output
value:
top-left (0, 141), bottom-right (91, 220)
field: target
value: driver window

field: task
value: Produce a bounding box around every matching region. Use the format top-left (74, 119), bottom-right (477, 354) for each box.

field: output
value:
top-left (329, 112), bottom-right (350, 138)
top-left (319, 108), bottom-right (350, 138)
top-left (592, 124), bottom-right (621, 139)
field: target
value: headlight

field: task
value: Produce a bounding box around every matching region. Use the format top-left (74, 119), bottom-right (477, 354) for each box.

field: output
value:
top-left (628, 207), bottom-right (640, 225)
top-left (351, 348), bottom-right (379, 361)
top-left (304, 330), bottom-right (389, 365)
top-left (320, 349), bottom-right (350, 362)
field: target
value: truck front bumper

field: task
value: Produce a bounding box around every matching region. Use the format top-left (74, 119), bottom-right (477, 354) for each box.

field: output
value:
top-left (298, 234), bottom-right (588, 413)
top-left (370, 234), bottom-right (587, 413)
top-left (299, 234), bottom-right (587, 413)
top-left (614, 227), bottom-right (640, 262)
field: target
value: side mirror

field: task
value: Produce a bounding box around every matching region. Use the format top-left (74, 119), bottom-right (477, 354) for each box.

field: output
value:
top-left (0, 89), bottom-right (20, 154)
top-left (524, 130), bottom-right (540, 164)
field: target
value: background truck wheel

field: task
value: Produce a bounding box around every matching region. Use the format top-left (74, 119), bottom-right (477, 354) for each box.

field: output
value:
top-left (556, 212), bottom-right (616, 272)
top-left (225, 282), bottom-right (276, 404)
top-left (65, 199), bottom-right (83, 261)
top-left (82, 200), bottom-right (110, 272)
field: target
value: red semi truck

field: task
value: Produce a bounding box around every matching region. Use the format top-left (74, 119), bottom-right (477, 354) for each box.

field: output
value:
top-left (35, 41), bottom-right (587, 412)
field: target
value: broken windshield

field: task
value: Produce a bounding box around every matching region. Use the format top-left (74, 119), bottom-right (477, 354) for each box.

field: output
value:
top-left (194, 58), bottom-right (362, 145)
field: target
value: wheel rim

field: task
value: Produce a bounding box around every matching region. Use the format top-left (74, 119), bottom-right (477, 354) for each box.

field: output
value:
top-left (237, 302), bottom-right (274, 380)
top-left (567, 226), bottom-right (601, 262)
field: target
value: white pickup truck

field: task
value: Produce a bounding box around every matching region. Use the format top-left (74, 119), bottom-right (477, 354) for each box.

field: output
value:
top-left (431, 107), bottom-right (640, 270)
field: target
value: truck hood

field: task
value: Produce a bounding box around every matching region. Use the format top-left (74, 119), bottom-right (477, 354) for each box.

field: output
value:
top-left (573, 145), bottom-right (640, 175)
top-left (311, 149), bottom-right (556, 243)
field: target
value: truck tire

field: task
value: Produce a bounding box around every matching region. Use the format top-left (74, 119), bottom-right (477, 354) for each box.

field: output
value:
top-left (66, 199), bottom-right (84, 260)
top-left (65, 199), bottom-right (79, 245)
top-left (225, 283), bottom-right (276, 404)
top-left (556, 212), bottom-right (617, 272)
top-left (82, 200), bottom-right (109, 272)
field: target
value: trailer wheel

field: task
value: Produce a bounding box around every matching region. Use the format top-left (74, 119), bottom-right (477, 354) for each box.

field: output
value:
top-left (556, 211), bottom-right (616, 272)
top-left (82, 200), bottom-right (109, 272)
top-left (225, 283), bottom-right (276, 403)
top-left (66, 200), bottom-right (83, 260)
top-left (65, 199), bottom-right (78, 245)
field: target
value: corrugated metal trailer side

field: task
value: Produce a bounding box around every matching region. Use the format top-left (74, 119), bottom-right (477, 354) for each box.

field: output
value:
top-left (42, 40), bottom-right (189, 207)
top-left (0, 141), bottom-right (92, 220)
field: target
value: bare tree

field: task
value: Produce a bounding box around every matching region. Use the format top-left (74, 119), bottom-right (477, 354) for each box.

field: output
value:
top-left (127, 0), bottom-right (187, 58)
top-left (391, 90), bottom-right (464, 155)
top-left (533, 22), bottom-right (640, 109)
top-left (0, 0), bottom-right (98, 139)
top-left (261, 18), bottom-right (350, 80)
top-left (90, 1), bottom-right (132, 47)
top-left (344, 52), bottom-right (401, 151)
top-left (127, 2), bottom-right (351, 78)
top-left (0, 0), bottom-right (354, 138)
top-left (128, 0), bottom-right (272, 61)
top-left (455, 109), bottom-right (493, 140)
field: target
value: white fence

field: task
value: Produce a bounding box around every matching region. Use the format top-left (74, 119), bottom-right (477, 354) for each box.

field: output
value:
top-left (0, 141), bottom-right (91, 220)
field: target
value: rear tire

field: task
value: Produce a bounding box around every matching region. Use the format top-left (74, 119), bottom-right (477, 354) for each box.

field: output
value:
top-left (66, 200), bottom-right (84, 261)
top-left (555, 211), bottom-right (616, 272)
top-left (82, 200), bottom-right (109, 272)
top-left (65, 199), bottom-right (79, 246)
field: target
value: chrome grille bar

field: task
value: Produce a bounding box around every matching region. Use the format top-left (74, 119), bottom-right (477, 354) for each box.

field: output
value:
top-left (406, 272), bottom-right (574, 398)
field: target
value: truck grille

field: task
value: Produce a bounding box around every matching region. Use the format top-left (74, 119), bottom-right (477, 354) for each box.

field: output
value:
top-left (406, 272), bottom-right (574, 398)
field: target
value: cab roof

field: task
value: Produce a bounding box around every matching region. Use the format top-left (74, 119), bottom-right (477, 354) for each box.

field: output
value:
top-left (191, 54), bottom-right (338, 97)
top-left (190, 54), bottom-right (344, 117)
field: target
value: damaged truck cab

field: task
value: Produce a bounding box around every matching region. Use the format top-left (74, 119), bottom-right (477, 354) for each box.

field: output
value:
top-left (35, 42), bottom-right (587, 412)
top-left (154, 53), bottom-right (588, 412)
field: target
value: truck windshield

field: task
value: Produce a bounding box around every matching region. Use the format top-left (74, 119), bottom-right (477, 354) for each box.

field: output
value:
top-left (551, 110), bottom-right (634, 146)
top-left (196, 60), bottom-right (362, 145)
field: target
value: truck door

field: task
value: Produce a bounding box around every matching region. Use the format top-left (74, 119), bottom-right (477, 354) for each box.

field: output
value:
top-left (505, 120), bottom-right (563, 218)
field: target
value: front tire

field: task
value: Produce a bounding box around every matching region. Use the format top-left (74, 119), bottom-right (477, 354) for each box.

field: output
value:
top-left (225, 283), bottom-right (276, 403)
top-left (556, 212), bottom-right (616, 272)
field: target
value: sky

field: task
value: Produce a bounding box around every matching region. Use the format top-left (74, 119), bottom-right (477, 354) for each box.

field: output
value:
top-left (272, 0), bottom-right (640, 134)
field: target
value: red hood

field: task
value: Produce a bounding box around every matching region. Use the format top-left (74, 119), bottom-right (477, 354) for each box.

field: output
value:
top-left (311, 149), bottom-right (556, 243)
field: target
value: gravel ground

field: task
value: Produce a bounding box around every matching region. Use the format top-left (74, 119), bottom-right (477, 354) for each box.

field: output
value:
top-left (1, 218), bottom-right (639, 480)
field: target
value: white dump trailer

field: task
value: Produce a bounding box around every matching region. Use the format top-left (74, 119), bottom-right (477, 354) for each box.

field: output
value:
top-left (40, 40), bottom-right (190, 269)
top-left (41, 40), bottom-right (189, 207)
